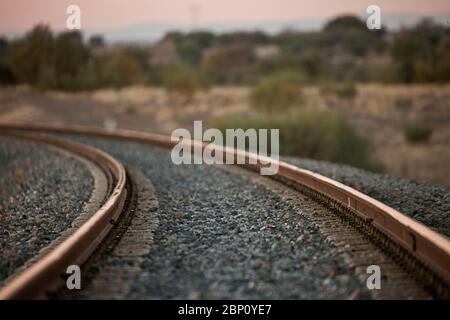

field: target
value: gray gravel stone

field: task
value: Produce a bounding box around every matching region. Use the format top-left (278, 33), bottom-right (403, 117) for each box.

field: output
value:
top-left (283, 157), bottom-right (450, 238)
top-left (0, 137), bottom-right (94, 283)
top-left (67, 136), bottom-right (368, 299)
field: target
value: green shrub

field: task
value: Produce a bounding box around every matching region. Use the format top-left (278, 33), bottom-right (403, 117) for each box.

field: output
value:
top-left (9, 25), bottom-right (55, 85)
top-left (36, 65), bottom-right (57, 89)
top-left (404, 121), bottom-right (432, 143)
top-left (0, 38), bottom-right (15, 85)
top-left (103, 50), bottom-right (142, 88)
top-left (201, 44), bottom-right (254, 84)
top-left (320, 82), bottom-right (357, 99)
top-left (250, 70), bottom-right (305, 111)
top-left (211, 109), bottom-right (380, 171)
top-left (8, 26), bottom-right (91, 91)
top-left (0, 64), bottom-right (16, 85)
top-left (336, 82), bottom-right (357, 99)
top-left (72, 59), bottom-right (106, 90)
top-left (162, 64), bottom-right (203, 99)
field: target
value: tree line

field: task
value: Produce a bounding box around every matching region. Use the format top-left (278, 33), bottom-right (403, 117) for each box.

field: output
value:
top-left (0, 15), bottom-right (449, 91)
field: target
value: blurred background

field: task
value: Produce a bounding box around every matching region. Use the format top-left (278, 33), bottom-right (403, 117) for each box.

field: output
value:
top-left (0, 0), bottom-right (449, 187)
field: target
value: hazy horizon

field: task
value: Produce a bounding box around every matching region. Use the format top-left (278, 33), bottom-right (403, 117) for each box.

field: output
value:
top-left (1, 0), bottom-right (449, 43)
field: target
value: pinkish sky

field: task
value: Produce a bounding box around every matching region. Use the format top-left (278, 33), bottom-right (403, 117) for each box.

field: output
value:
top-left (1, 0), bottom-right (450, 32)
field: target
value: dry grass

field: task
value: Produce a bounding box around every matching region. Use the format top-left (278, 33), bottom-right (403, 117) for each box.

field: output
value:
top-left (1, 84), bottom-right (449, 187)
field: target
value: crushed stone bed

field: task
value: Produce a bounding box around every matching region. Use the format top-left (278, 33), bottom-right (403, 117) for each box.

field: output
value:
top-left (284, 157), bottom-right (450, 238)
top-left (0, 137), bottom-right (94, 283)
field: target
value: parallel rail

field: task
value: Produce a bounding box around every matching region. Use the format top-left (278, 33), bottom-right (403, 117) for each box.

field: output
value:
top-left (0, 129), bottom-right (127, 299)
top-left (0, 124), bottom-right (449, 298)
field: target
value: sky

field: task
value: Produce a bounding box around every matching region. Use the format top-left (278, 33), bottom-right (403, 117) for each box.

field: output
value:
top-left (0, 0), bottom-right (450, 42)
top-left (1, 0), bottom-right (449, 41)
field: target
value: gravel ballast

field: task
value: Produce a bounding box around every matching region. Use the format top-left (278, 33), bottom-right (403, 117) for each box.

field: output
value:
top-left (68, 136), bottom-right (372, 299)
top-left (0, 137), bottom-right (94, 283)
top-left (284, 157), bottom-right (450, 238)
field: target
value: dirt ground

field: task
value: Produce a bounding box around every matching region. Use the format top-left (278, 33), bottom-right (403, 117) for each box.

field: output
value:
top-left (0, 84), bottom-right (449, 188)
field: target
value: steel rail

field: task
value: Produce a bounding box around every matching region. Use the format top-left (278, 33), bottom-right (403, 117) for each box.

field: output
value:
top-left (0, 124), bottom-right (449, 297)
top-left (0, 129), bottom-right (127, 299)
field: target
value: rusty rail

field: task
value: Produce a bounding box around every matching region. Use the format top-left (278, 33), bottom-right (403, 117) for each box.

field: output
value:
top-left (0, 124), bottom-right (449, 298)
top-left (0, 129), bottom-right (127, 299)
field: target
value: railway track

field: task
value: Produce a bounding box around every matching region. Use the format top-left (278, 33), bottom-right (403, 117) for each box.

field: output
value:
top-left (0, 124), bottom-right (449, 299)
top-left (0, 129), bottom-right (127, 299)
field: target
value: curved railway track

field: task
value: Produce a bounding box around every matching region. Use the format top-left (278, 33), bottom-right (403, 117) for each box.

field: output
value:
top-left (0, 124), bottom-right (449, 299)
top-left (0, 129), bottom-right (127, 299)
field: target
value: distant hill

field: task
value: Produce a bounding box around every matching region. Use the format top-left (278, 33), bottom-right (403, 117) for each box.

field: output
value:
top-left (1, 12), bottom-right (449, 44)
top-left (89, 12), bottom-right (450, 44)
